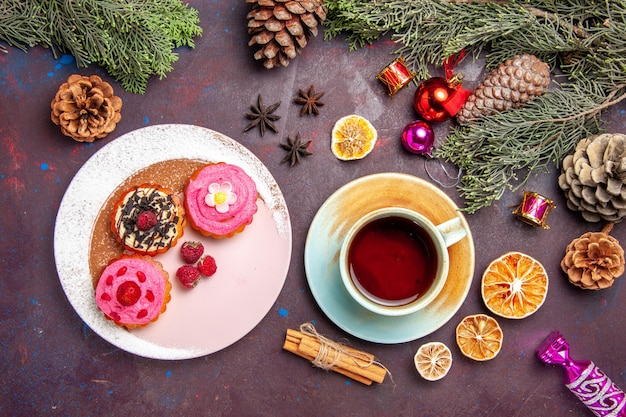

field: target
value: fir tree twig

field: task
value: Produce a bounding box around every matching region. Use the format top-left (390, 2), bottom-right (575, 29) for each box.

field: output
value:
top-left (434, 86), bottom-right (625, 212)
top-left (0, 0), bottom-right (202, 94)
top-left (324, 0), bottom-right (626, 212)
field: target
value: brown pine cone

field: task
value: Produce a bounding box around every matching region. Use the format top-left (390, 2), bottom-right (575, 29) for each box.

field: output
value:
top-left (561, 224), bottom-right (625, 290)
top-left (51, 74), bottom-right (122, 142)
top-left (456, 54), bottom-right (550, 125)
top-left (247, 0), bottom-right (327, 69)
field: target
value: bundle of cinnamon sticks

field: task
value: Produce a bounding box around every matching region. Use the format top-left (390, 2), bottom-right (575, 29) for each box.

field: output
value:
top-left (283, 327), bottom-right (387, 385)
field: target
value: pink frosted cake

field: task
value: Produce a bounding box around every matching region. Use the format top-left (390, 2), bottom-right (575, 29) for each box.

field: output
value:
top-left (184, 163), bottom-right (258, 238)
top-left (95, 254), bottom-right (172, 328)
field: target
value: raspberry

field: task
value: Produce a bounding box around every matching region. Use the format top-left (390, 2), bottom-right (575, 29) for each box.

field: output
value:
top-left (116, 281), bottom-right (141, 306)
top-left (197, 255), bottom-right (217, 277)
top-left (180, 241), bottom-right (204, 264)
top-left (136, 210), bottom-right (157, 231)
top-left (176, 265), bottom-right (201, 289)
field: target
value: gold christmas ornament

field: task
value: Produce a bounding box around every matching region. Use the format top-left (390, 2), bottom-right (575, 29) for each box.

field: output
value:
top-left (246, 0), bottom-right (327, 69)
top-left (561, 223), bottom-right (625, 290)
top-left (558, 133), bottom-right (626, 222)
top-left (51, 74), bottom-right (122, 142)
top-left (456, 54), bottom-right (550, 125)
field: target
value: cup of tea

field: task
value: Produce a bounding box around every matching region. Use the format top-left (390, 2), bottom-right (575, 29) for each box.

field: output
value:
top-left (339, 207), bottom-right (467, 316)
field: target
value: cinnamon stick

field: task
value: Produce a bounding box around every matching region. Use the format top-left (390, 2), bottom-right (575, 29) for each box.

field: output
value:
top-left (297, 336), bottom-right (386, 384)
top-left (282, 339), bottom-right (373, 385)
top-left (287, 329), bottom-right (377, 362)
top-left (283, 328), bottom-right (387, 385)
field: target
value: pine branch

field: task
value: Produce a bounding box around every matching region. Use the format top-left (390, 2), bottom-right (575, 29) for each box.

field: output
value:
top-left (324, 0), bottom-right (626, 212)
top-left (0, 1), bottom-right (49, 52)
top-left (0, 0), bottom-right (202, 94)
top-left (433, 86), bottom-right (624, 213)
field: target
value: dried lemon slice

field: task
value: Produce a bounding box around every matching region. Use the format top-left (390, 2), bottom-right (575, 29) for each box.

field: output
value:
top-left (481, 251), bottom-right (549, 319)
top-left (331, 114), bottom-right (377, 160)
top-left (414, 342), bottom-right (452, 381)
top-left (456, 314), bottom-right (503, 361)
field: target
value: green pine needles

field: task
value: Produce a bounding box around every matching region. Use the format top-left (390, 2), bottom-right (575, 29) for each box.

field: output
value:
top-left (0, 0), bottom-right (202, 94)
top-left (324, 0), bottom-right (626, 212)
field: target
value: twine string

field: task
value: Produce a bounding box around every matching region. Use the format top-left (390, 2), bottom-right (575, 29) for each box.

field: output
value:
top-left (299, 323), bottom-right (391, 378)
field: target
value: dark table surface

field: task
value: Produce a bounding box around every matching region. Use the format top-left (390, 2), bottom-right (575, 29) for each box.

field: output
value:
top-left (2, 2), bottom-right (625, 416)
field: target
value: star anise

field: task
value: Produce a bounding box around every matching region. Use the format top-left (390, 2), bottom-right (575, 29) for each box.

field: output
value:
top-left (280, 133), bottom-right (312, 166)
top-left (244, 94), bottom-right (281, 136)
top-left (293, 85), bottom-right (324, 116)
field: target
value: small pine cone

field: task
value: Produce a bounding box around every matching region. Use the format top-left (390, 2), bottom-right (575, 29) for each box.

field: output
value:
top-left (558, 133), bottom-right (626, 222)
top-left (51, 74), bottom-right (122, 142)
top-left (561, 224), bottom-right (625, 290)
top-left (247, 0), bottom-right (327, 69)
top-left (456, 54), bottom-right (550, 125)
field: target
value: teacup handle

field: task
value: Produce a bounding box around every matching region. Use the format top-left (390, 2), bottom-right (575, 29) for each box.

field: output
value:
top-left (436, 216), bottom-right (467, 247)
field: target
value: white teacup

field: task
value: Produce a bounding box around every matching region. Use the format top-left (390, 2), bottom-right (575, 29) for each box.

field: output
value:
top-left (339, 207), bottom-right (467, 316)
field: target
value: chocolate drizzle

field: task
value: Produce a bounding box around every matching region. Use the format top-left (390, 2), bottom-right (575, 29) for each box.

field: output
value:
top-left (114, 186), bottom-right (181, 253)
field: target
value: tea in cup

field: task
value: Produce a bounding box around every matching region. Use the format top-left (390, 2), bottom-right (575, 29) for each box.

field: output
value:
top-left (339, 207), bottom-right (467, 316)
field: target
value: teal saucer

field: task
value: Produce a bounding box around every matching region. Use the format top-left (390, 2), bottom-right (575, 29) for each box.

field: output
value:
top-left (304, 173), bottom-right (475, 343)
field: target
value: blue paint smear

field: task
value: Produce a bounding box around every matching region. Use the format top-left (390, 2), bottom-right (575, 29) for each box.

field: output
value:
top-left (47, 72), bottom-right (54, 77)
top-left (278, 308), bottom-right (288, 317)
top-left (165, 370), bottom-right (172, 377)
top-left (345, 381), bottom-right (351, 386)
top-left (59, 54), bottom-right (75, 65)
top-left (143, 116), bottom-right (149, 124)
top-left (40, 163), bottom-right (49, 170)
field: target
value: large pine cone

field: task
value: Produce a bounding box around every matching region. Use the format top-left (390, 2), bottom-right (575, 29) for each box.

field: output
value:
top-left (456, 54), bottom-right (550, 125)
top-left (51, 74), bottom-right (122, 142)
top-left (561, 224), bottom-right (624, 290)
top-left (247, 0), bottom-right (327, 69)
top-left (558, 133), bottom-right (626, 222)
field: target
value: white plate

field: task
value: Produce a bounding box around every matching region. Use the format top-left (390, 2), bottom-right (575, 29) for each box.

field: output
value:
top-left (54, 124), bottom-right (292, 360)
top-left (304, 173), bottom-right (474, 343)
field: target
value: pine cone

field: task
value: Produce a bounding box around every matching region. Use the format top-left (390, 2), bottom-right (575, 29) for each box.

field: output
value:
top-left (51, 74), bottom-right (122, 142)
top-left (247, 0), bottom-right (327, 69)
top-left (456, 54), bottom-right (550, 125)
top-left (558, 133), bottom-right (626, 222)
top-left (561, 224), bottom-right (625, 290)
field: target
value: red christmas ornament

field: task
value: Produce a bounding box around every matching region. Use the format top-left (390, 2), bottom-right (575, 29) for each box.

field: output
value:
top-left (413, 76), bottom-right (470, 122)
top-left (402, 120), bottom-right (435, 155)
top-left (413, 51), bottom-right (472, 123)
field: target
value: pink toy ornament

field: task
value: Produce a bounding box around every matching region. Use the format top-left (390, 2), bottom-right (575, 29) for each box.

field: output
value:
top-left (401, 120), bottom-right (435, 155)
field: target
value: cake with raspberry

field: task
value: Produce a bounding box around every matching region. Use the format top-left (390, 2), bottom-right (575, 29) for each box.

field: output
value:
top-left (95, 254), bottom-right (172, 328)
top-left (110, 183), bottom-right (185, 255)
top-left (184, 163), bottom-right (258, 238)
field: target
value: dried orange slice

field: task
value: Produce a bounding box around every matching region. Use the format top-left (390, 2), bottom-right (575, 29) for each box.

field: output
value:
top-left (331, 114), bottom-right (377, 160)
top-left (414, 342), bottom-right (452, 381)
top-left (455, 314), bottom-right (503, 361)
top-left (481, 251), bottom-right (549, 319)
